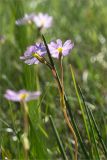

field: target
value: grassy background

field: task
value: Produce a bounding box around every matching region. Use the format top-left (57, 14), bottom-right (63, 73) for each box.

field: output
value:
top-left (0, 0), bottom-right (107, 159)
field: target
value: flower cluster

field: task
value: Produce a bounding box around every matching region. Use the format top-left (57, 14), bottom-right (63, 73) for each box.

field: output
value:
top-left (16, 12), bottom-right (53, 30)
top-left (5, 39), bottom-right (74, 102)
top-left (6, 10), bottom-right (74, 104)
top-left (6, 12), bottom-right (74, 104)
top-left (20, 39), bottom-right (74, 65)
top-left (4, 89), bottom-right (41, 102)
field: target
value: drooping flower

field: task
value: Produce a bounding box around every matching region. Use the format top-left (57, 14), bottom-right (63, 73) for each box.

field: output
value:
top-left (20, 43), bottom-right (47, 65)
top-left (48, 39), bottom-right (74, 59)
top-left (4, 89), bottom-right (41, 102)
top-left (33, 13), bottom-right (53, 29)
top-left (15, 13), bottom-right (36, 25)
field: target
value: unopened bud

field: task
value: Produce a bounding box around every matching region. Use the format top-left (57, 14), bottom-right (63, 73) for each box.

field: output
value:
top-left (33, 53), bottom-right (46, 64)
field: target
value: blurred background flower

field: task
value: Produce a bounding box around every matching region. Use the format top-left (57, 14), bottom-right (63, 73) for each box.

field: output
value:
top-left (15, 13), bottom-right (36, 25)
top-left (4, 89), bottom-right (41, 102)
top-left (33, 13), bottom-right (53, 29)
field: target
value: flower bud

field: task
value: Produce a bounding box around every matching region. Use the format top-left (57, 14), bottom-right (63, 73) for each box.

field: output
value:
top-left (33, 53), bottom-right (46, 64)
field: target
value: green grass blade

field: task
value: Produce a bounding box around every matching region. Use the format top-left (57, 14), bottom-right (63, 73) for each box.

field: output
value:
top-left (89, 108), bottom-right (107, 157)
top-left (77, 85), bottom-right (100, 159)
top-left (78, 85), bottom-right (107, 157)
top-left (70, 64), bottom-right (90, 142)
top-left (64, 96), bottom-right (90, 159)
top-left (49, 115), bottom-right (68, 160)
top-left (42, 35), bottom-right (55, 68)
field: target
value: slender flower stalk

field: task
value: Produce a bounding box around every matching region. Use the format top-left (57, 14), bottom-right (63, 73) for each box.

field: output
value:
top-left (63, 108), bottom-right (78, 160)
top-left (20, 100), bottom-right (29, 160)
top-left (59, 53), bottom-right (78, 160)
top-left (51, 63), bottom-right (78, 160)
top-left (50, 67), bottom-right (78, 160)
top-left (59, 54), bottom-right (64, 90)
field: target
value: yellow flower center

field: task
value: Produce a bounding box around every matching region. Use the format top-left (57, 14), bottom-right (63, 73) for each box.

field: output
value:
top-left (33, 53), bottom-right (38, 57)
top-left (57, 47), bottom-right (63, 53)
top-left (41, 20), bottom-right (45, 26)
top-left (19, 93), bottom-right (28, 100)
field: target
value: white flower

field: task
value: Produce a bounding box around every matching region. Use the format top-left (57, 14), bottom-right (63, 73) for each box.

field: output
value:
top-left (33, 13), bottom-right (53, 29)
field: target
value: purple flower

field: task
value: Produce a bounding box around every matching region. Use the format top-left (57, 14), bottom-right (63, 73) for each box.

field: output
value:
top-left (15, 13), bottom-right (36, 25)
top-left (48, 39), bottom-right (74, 58)
top-left (4, 89), bottom-right (41, 102)
top-left (33, 13), bottom-right (53, 29)
top-left (20, 43), bottom-right (47, 65)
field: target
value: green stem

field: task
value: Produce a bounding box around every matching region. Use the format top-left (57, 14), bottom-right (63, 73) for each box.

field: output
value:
top-left (49, 115), bottom-right (68, 160)
top-left (21, 101), bottom-right (29, 160)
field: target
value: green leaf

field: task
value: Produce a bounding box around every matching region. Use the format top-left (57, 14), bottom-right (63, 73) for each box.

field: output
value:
top-left (49, 115), bottom-right (68, 160)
